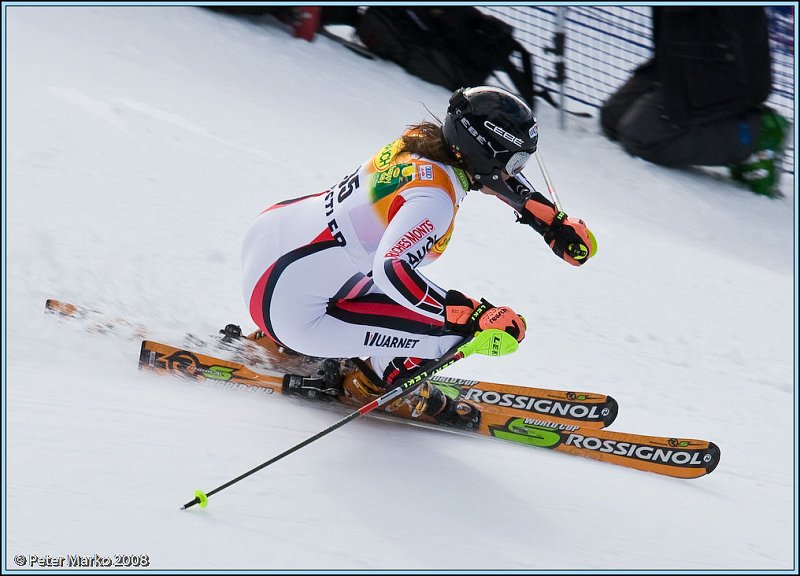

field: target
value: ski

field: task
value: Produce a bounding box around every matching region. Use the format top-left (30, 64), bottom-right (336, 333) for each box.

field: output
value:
top-left (138, 339), bottom-right (616, 428)
top-left (138, 339), bottom-right (719, 479)
top-left (47, 298), bottom-right (720, 478)
top-left (47, 299), bottom-right (617, 429)
top-left (183, 330), bottom-right (619, 428)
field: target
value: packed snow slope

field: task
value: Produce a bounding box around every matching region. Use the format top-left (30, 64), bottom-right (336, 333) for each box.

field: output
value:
top-left (4, 6), bottom-right (796, 572)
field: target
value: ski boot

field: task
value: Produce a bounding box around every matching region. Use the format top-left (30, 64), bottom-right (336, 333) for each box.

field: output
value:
top-left (413, 381), bottom-right (480, 430)
top-left (337, 358), bottom-right (414, 415)
top-left (340, 359), bottom-right (385, 402)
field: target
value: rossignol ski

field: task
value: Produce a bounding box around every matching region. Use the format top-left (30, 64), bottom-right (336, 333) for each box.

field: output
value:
top-left (46, 298), bottom-right (618, 429)
top-left (46, 299), bottom-right (721, 479)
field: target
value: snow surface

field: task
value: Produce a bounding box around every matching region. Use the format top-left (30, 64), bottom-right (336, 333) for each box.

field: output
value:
top-left (4, 6), bottom-right (797, 572)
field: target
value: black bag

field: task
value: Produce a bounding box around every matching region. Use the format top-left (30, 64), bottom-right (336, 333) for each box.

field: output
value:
top-left (355, 7), bottom-right (537, 109)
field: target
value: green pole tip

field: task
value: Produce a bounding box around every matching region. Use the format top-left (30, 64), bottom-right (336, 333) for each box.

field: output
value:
top-left (195, 490), bottom-right (209, 508)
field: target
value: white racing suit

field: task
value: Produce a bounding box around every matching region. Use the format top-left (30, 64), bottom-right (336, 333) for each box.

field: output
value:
top-left (241, 134), bottom-right (471, 377)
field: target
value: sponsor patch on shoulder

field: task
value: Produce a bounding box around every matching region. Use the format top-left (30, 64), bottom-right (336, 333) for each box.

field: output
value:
top-left (418, 164), bottom-right (434, 181)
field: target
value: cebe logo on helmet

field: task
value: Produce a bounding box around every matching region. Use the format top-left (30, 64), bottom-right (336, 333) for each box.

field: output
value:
top-left (484, 120), bottom-right (524, 147)
top-left (443, 86), bottom-right (539, 209)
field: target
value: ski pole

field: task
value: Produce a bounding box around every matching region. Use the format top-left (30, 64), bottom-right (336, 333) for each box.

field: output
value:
top-left (180, 328), bottom-right (519, 510)
top-left (534, 149), bottom-right (597, 258)
top-left (534, 149), bottom-right (564, 212)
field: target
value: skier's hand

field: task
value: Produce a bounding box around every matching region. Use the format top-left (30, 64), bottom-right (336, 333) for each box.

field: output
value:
top-left (517, 195), bottom-right (596, 266)
top-left (444, 290), bottom-right (526, 343)
top-left (543, 211), bottom-right (595, 266)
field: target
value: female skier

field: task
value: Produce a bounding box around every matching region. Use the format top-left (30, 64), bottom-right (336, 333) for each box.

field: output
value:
top-left (240, 86), bottom-right (595, 427)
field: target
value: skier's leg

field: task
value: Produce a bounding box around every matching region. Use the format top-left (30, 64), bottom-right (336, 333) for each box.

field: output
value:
top-left (242, 198), bottom-right (474, 423)
top-left (265, 249), bottom-right (462, 361)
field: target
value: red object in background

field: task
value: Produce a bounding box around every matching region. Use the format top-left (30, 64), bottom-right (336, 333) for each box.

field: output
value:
top-left (292, 7), bottom-right (321, 41)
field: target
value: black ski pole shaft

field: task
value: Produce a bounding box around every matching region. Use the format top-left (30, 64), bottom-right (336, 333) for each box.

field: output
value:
top-left (180, 329), bottom-right (517, 510)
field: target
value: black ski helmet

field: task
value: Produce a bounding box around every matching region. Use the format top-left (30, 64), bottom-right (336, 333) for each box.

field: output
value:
top-left (443, 86), bottom-right (538, 208)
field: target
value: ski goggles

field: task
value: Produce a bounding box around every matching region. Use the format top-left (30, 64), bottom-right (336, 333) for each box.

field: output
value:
top-left (506, 150), bottom-right (533, 176)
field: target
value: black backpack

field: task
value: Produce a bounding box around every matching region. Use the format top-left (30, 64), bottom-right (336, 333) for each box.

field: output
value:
top-left (355, 7), bottom-right (538, 109)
